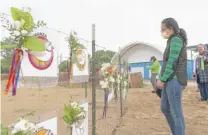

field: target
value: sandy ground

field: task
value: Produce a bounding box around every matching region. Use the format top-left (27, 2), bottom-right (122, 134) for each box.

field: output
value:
top-left (1, 81), bottom-right (121, 135)
top-left (114, 84), bottom-right (208, 135)
top-left (1, 81), bottom-right (208, 135)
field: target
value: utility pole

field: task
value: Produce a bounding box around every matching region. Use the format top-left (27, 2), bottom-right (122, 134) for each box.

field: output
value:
top-left (91, 24), bottom-right (96, 135)
top-left (119, 48), bottom-right (123, 116)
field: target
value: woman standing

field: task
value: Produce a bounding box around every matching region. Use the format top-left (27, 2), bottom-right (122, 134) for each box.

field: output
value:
top-left (195, 44), bottom-right (208, 101)
top-left (156, 18), bottom-right (187, 135)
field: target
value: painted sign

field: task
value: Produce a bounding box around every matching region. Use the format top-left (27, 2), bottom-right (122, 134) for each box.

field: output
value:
top-left (72, 49), bottom-right (89, 83)
top-left (20, 32), bottom-right (57, 77)
top-left (33, 117), bottom-right (57, 135)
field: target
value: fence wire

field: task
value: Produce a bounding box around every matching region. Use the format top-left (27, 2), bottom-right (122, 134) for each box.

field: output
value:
top-left (1, 16), bottom-right (130, 134)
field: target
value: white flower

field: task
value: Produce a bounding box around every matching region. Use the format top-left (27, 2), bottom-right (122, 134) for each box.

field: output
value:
top-left (21, 30), bottom-right (28, 36)
top-left (101, 67), bottom-right (105, 72)
top-left (101, 81), bottom-right (108, 89)
top-left (13, 30), bottom-right (20, 36)
top-left (26, 122), bottom-right (37, 130)
top-left (78, 112), bottom-right (85, 117)
top-left (116, 79), bottom-right (120, 84)
top-left (12, 119), bottom-right (35, 134)
top-left (124, 81), bottom-right (128, 87)
top-left (13, 21), bottom-right (21, 30)
top-left (100, 81), bottom-right (104, 85)
top-left (101, 63), bottom-right (110, 70)
top-left (71, 101), bottom-right (78, 108)
top-left (109, 76), bottom-right (115, 83)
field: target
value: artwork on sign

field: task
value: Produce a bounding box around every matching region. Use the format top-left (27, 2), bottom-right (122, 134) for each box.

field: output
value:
top-left (72, 101), bottom-right (88, 135)
top-left (34, 117), bottom-right (57, 135)
top-left (27, 33), bottom-right (54, 70)
top-left (72, 49), bottom-right (89, 83)
top-left (20, 32), bottom-right (57, 77)
top-left (75, 48), bottom-right (86, 71)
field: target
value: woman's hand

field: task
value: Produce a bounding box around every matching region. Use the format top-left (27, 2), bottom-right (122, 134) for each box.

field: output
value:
top-left (156, 80), bottom-right (165, 89)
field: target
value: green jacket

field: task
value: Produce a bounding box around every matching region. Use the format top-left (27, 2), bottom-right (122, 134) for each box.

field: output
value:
top-left (147, 60), bottom-right (160, 74)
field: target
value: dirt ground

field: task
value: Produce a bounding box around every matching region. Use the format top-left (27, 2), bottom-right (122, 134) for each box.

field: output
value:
top-left (1, 81), bottom-right (208, 135)
top-left (114, 84), bottom-right (208, 135)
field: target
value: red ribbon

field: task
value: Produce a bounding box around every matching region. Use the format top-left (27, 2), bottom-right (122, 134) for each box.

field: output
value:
top-left (5, 49), bottom-right (23, 96)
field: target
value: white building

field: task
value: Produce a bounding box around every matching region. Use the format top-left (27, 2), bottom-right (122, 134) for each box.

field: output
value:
top-left (111, 41), bottom-right (163, 79)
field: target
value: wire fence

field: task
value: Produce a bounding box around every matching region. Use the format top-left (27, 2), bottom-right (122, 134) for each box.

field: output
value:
top-left (1, 15), bottom-right (130, 134)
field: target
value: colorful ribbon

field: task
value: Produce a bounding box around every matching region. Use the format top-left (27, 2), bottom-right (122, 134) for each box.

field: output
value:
top-left (5, 49), bottom-right (23, 96)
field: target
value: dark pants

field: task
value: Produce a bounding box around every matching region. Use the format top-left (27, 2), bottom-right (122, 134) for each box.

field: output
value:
top-left (161, 80), bottom-right (185, 135)
top-left (198, 83), bottom-right (208, 100)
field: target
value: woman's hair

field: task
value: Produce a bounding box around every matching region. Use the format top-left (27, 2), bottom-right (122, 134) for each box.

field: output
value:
top-left (162, 18), bottom-right (187, 44)
top-left (198, 44), bottom-right (206, 49)
top-left (150, 56), bottom-right (156, 61)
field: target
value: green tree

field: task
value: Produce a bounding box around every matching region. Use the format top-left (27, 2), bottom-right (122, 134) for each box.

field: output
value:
top-left (94, 50), bottom-right (116, 68)
top-left (59, 60), bottom-right (68, 72)
top-left (1, 37), bottom-right (15, 73)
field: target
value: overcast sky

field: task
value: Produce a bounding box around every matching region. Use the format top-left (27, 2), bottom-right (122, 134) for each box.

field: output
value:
top-left (0, 0), bottom-right (207, 57)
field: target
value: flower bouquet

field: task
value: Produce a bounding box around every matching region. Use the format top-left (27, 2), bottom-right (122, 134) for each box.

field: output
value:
top-left (2, 7), bottom-right (47, 96)
top-left (113, 69), bottom-right (122, 102)
top-left (10, 112), bottom-right (38, 135)
top-left (100, 63), bottom-right (117, 117)
top-left (62, 101), bottom-right (86, 135)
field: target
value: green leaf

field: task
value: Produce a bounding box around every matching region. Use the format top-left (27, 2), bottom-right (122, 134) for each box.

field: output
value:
top-left (24, 36), bottom-right (45, 51)
top-left (11, 7), bottom-right (22, 20)
top-left (0, 44), bottom-right (17, 49)
top-left (22, 12), bottom-right (34, 31)
top-left (0, 124), bottom-right (8, 135)
top-left (78, 44), bottom-right (85, 49)
top-left (72, 51), bottom-right (77, 64)
top-left (10, 7), bottom-right (34, 31)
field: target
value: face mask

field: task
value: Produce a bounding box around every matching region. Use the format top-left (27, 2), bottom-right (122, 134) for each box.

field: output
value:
top-left (161, 32), bottom-right (169, 39)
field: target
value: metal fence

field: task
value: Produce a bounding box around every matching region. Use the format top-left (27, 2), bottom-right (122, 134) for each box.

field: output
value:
top-left (1, 16), bottom-right (130, 134)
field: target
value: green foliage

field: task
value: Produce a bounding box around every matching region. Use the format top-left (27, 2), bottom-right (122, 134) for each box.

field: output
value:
top-left (13, 130), bottom-right (33, 135)
top-left (0, 44), bottom-right (17, 49)
top-left (11, 7), bottom-right (34, 31)
top-left (36, 20), bottom-right (47, 28)
top-left (59, 60), bottom-right (68, 72)
top-left (67, 32), bottom-right (85, 64)
top-left (1, 59), bottom-right (11, 73)
top-left (93, 50), bottom-right (116, 68)
top-left (0, 124), bottom-right (8, 135)
top-left (62, 103), bottom-right (85, 126)
top-left (24, 36), bottom-right (45, 51)
top-left (8, 7), bottom-right (46, 51)
top-left (72, 51), bottom-right (77, 64)
top-left (69, 33), bottom-right (79, 50)
top-left (0, 37), bottom-right (15, 73)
